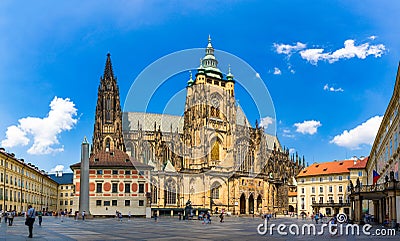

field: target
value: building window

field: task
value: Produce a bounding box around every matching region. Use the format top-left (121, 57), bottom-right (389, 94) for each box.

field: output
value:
top-left (319, 177), bottom-right (323, 182)
top-left (65, 200), bottom-right (68, 205)
top-left (151, 184), bottom-right (158, 204)
top-left (339, 186), bottom-right (343, 192)
top-left (70, 200), bottom-right (73, 205)
top-left (60, 201), bottom-right (63, 205)
top-left (319, 196), bottom-right (323, 203)
top-left (125, 170), bottom-right (131, 175)
top-left (125, 183), bottom-right (130, 193)
top-left (96, 183), bottom-right (102, 193)
top-left (301, 188), bottom-right (305, 194)
top-left (311, 196), bottom-right (315, 203)
top-left (104, 201), bottom-right (110, 206)
top-left (339, 196), bottom-right (343, 203)
top-left (96, 200), bottom-right (101, 206)
top-left (139, 200), bottom-right (144, 206)
top-left (65, 193), bottom-right (68, 197)
top-left (60, 193), bottom-right (63, 197)
top-left (112, 183), bottom-right (118, 193)
top-left (329, 186), bottom-right (332, 192)
top-left (358, 171), bottom-right (363, 177)
top-left (301, 179), bottom-right (304, 183)
top-left (311, 177), bottom-right (315, 182)
top-left (112, 200), bottom-right (117, 206)
top-left (211, 186), bottom-right (220, 199)
top-left (125, 200), bottom-right (130, 206)
top-left (96, 170), bottom-right (103, 175)
top-left (329, 176), bottom-right (333, 181)
top-left (311, 187), bottom-right (315, 193)
top-left (339, 176), bottom-right (343, 181)
top-left (112, 170), bottom-right (118, 175)
top-left (165, 179), bottom-right (176, 205)
top-left (139, 183), bottom-right (144, 193)
top-left (319, 186), bottom-right (323, 193)
top-left (328, 196), bottom-right (333, 203)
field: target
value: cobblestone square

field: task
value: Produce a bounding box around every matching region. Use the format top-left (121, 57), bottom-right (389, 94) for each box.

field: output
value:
top-left (0, 216), bottom-right (398, 241)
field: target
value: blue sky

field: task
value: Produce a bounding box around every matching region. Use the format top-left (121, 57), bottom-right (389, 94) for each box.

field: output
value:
top-left (0, 0), bottom-right (399, 173)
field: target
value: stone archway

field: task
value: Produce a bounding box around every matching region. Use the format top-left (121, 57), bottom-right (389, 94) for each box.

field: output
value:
top-left (289, 205), bottom-right (295, 212)
top-left (240, 193), bottom-right (246, 214)
top-left (249, 194), bottom-right (254, 214)
top-left (257, 195), bottom-right (262, 213)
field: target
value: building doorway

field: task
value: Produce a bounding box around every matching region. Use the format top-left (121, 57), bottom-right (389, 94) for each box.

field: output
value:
top-left (240, 194), bottom-right (246, 214)
top-left (257, 195), bottom-right (262, 213)
top-left (249, 194), bottom-right (254, 214)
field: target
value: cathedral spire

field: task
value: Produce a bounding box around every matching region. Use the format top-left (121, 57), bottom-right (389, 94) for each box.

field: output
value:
top-left (92, 53), bottom-right (125, 155)
top-left (103, 53), bottom-right (114, 80)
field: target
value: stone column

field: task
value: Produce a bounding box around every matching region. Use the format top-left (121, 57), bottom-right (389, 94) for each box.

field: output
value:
top-left (79, 137), bottom-right (90, 216)
top-left (246, 198), bottom-right (249, 215)
top-left (354, 195), bottom-right (362, 223)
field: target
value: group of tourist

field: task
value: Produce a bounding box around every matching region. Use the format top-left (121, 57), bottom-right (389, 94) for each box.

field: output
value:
top-left (0, 210), bottom-right (16, 226)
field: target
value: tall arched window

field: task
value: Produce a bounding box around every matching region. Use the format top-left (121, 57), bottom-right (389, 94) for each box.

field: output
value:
top-left (165, 179), bottom-right (176, 205)
top-left (211, 182), bottom-right (221, 199)
top-left (105, 138), bottom-right (111, 151)
top-left (151, 182), bottom-right (158, 204)
top-left (237, 141), bottom-right (248, 172)
top-left (211, 141), bottom-right (220, 161)
top-left (142, 142), bottom-right (153, 164)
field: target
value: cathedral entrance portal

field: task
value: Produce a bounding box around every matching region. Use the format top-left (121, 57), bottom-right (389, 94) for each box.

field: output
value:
top-left (240, 194), bottom-right (246, 214)
top-left (257, 195), bottom-right (262, 213)
top-left (249, 194), bottom-right (254, 214)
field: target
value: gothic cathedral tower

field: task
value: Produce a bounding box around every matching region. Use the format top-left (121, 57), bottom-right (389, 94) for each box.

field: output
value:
top-left (92, 53), bottom-right (125, 155)
top-left (183, 36), bottom-right (236, 171)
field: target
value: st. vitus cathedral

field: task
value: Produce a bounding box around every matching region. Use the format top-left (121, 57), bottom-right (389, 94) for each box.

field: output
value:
top-left (120, 37), bottom-right (304, 215)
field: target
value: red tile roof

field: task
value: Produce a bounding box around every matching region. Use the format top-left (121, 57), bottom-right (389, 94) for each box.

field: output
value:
top-left (348, 157), bottom-right (368, 169)
top-left (297, 159), bottom-right (356, 177)
top-left (70, 149), bottom-right (152, 170)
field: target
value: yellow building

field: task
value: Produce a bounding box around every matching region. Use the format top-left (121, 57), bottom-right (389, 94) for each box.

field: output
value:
top-left (0, 148), bottom-right (58, 214)
top-left (297, 158), bottom-right (368, 218)
top-left (49, 172), bottom-right (75, 214)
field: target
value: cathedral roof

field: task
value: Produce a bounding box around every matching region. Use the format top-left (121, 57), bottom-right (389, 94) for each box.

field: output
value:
top-left (123, 112), bottom-right (184, 133)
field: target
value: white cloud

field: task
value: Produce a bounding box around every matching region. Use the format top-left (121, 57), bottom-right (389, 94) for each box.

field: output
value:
top-left (283, 129), bottom-right (295, 138)
top-left (369, 35), bottom-right (377, 40)
top-left (330, 116), bottom-right (383, 150)
top-left (273, 67), bottom-right (282, 75)
top-left (294, 120), bottom-right (322, 135)
top-left (323, 84), bottom-right (344, 92)
top-left (1, 97), bottom-right (78, 155)
top-left (1, 125), bottom-right (30, 147)
top-left (299, 39), bottom-right (386, 65)
top-left (50, 164), bottom-right (65, 174)
top-left (273, 42), bottom-right (306, 55)
top-left (259, 116), bottom-right (274, 129)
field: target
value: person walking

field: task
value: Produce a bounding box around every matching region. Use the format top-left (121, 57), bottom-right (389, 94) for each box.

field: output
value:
top-left (37, 210), bottom-right (43, 226)
top-left (82, 210), bottom-right (86, 221)
top-left (128, 211), bottom-right (131, 222)
top-left (8, 210), bottom-right (15, 226)
top-left (314, 213), bottom-right (319, 224)
top-left (153, 211), bottom-right (158, 222)
top-left (26, 205), bottom-right (36, 238)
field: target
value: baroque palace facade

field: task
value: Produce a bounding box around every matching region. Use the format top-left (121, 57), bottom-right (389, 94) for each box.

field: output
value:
top-left (0, 148), bottom-right (58, 213)
top-left (122, 37), bottom-right (304, 216)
